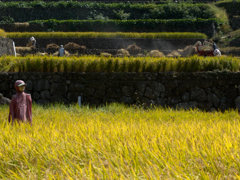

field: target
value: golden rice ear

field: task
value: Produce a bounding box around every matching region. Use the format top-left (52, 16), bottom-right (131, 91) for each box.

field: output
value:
top-left (0, 29), bottom-right (6, 38)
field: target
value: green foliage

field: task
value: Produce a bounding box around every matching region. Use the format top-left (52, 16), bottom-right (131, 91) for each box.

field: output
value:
top-left (6, 32), bottom-right (207, 39)
top-left (113, 10), bottom-right (130, 20)
top-left (216, 1), bottom-right (240, 17)
top-left (216, 1), bottom-right (240, 30)
top-left (0, 2), bottom-right (215, 22)
top-left (0, 16), bottom-right (14, 24)
top-left (3, 19), bottom-right (218, 37)
top-left (0, 55), bottom-right (239, 73)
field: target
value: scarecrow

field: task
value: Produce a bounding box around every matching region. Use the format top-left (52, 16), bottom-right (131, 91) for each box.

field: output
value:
top-left (9, 80), bottom-right (32, 125)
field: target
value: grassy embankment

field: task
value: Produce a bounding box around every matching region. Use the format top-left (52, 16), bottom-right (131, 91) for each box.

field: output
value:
top-left (0, 104), bottom-right (240, 179)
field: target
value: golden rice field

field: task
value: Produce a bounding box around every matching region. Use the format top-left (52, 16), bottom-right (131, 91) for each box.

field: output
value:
top-left (1, 55), bottom-right (240, 73)
top-left (0, 28), bottom-right (207, 39)
top-left (4, 32), bottom-right (207, 39)
top-left (0, 104), bottom-right (240, 179)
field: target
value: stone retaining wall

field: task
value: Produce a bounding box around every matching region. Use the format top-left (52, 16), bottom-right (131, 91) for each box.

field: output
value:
top-left (1, 72), bottom-right (240, 111)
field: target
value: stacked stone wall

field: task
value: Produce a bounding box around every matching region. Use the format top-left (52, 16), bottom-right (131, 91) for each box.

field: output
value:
top-left (0, 37), bottom-right (15, 56)
top-left (1, 72), bottom-right (240, 111)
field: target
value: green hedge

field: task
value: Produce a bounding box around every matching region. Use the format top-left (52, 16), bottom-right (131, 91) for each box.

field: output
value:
top-left (0, 2), bottom-right (215, 22)
top-left (0, 55), bottom-right (239, 73)
top-left (1, 19), bottom-right (218, 37)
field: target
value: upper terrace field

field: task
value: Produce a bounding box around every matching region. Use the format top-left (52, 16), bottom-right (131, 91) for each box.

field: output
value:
top-left (0, 2), bottom-right (219, 37)
top-left (0, 2), bottom-right (215, 21)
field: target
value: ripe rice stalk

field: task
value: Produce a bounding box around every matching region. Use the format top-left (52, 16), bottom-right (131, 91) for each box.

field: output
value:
top-left (145, 61), bottom-right (155, 72)
top-left (42, 57), bottom-right (48, 72)
top-left (1, 104), bottom-right (240, 178)
top-left (140, 60), bottom-right (147, 72)
top-left (126, 59), bottom-right (135, 72)
top-left (45, 57), bottom-right (52, 72)
top-left (133, 59), bottom-right (141, 73)
top-left (70, 57), bottom-right (80, 72)
top-left (18, 59), bottom-right (25, 72)
top-left (106, 59), bottom-right (113, 72)
top-left (32, 57), bottom-right (43, 72)
top-left (49, 58), bottom-right (55, 72)
top-left (175, 59), bottom-right (184, 72)
top-left (63, 59), bottom-right (70, 72)
top-left (99, 58), bottom-right (106, 72)
top-left (189, 58), bottom-right (201, 72)
top-left (75, 59), bottom-right (85, 72)
top-left (86, 59), bottom-right (98, 72)
top-left (113, 59), bottom-right (120, 72)
top-left (0, 57), bottom-right (13, 72)
top-left (24, 57), bottom-right (32, 72)
top-left (0, 29), bottom-right (6, 38)
top-left (54, 58), bottom-right (62, 72)
top-left (167, 59), bottom-right (174, 71)
top-left (0, 55), bottom-right (240, 73)
top-left (10, 63), bottom-right (18, 72)
top-left (119, 60), bottom-right (127, 72)
top-left (155, 60), bottom-right (162, 72)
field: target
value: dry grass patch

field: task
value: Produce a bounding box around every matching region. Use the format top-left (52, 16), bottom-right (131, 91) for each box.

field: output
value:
top-left (127, 44), bottom-right (142, 55)
top-left (147, 50), bottom-right (165, 57)
top-left (46, 43), bottom-right (59, 54)
top-left (116, 49), bottom-right (130, 57)
top-left (64, 42), bottom-right (86, 53)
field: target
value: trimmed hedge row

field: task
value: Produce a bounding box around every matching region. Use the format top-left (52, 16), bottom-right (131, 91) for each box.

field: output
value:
top-left (1, 19), bottom-right (218, 37)
top-left (0, 2), bottom-right (215, 22)
top-left (0, 55), bottom-right (239, 73)
top-left (6, 32), bottom-right (207, 39)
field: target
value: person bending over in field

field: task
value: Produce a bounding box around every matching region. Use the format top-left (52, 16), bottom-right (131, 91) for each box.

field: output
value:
top-left (9, 80), bottom-right (32, 125)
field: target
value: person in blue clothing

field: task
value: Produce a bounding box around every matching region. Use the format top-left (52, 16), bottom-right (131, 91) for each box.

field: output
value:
top-left (213, 42), bottom-right (218, 50)
top-left (58, 45), bottom-right (65, 57)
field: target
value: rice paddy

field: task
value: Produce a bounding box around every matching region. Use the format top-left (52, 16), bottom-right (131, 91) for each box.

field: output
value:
top-left (1, 55), bottom-right (240, 73)
top-left (0, 104), bottom-right (240, 179)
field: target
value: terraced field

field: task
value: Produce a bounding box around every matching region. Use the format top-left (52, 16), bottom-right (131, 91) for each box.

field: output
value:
top-left (0, 104), bottom-right (240, 179)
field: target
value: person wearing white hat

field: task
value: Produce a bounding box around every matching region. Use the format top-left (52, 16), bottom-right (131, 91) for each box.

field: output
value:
top-left (9, 80), bottom-right (32, 125)
top-left (29, 36), bottom-right (36, 48)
